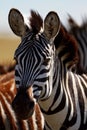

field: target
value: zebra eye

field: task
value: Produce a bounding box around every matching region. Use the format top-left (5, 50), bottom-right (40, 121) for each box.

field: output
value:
top-left (43, 58), bottom-right (50, 65)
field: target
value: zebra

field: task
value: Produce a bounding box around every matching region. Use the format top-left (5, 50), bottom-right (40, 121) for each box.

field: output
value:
top-left (8, 8), bottom-right (87, 130)
top-left (67, 14), bottom-right (87, 74)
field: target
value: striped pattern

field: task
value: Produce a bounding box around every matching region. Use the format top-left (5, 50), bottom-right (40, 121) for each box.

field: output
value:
top-left (0, 72), bottom-right (44, 130)
top-left (9, 9), bottom-right (87, 130)
top-left (41, 28), bottom-right (87, 130)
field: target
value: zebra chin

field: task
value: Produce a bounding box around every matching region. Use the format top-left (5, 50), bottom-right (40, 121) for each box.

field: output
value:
top-left (12, 86), bottom-right (35, 120)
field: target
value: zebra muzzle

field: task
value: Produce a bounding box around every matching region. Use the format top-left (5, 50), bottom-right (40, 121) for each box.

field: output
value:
top-left (12, 87), bottom-right (35, 120)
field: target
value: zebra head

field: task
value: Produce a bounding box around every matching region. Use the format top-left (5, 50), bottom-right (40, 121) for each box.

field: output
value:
top-left (8, 8), bottom-right (60, 119)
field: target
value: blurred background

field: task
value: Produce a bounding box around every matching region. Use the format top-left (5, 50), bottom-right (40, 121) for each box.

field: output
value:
top-left (0, 0), bottom-right (87, 64)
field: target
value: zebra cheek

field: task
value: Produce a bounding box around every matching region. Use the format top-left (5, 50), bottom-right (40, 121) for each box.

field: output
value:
top-left (12, 87), bottom-right (35, 120)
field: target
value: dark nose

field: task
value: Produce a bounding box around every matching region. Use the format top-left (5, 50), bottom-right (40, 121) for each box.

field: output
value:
top-left (12, 88), bottom-right (35, 120)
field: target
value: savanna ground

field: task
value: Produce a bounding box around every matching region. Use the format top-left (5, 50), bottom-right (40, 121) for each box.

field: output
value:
top-left (0, 33), bottom-right (20, 65)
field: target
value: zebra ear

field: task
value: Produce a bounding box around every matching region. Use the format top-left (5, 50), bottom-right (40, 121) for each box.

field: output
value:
top-left (8, 8), bottom-right (26, 37)
top-left (44, 11), bottom-right (61, 40)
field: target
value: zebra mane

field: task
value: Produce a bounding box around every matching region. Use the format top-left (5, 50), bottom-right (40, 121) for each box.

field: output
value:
top-left (29, 10), bottom-right (43, 34)
top-left (54, 25), bottom-right (79, 67)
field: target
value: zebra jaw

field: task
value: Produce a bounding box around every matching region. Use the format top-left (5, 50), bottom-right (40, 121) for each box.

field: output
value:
top-left (12, 87), bottom-right (35, 120)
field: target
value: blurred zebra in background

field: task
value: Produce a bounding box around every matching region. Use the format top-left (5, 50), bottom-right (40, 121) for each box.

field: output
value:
top-left (67, 15), bottom-right (87, 74)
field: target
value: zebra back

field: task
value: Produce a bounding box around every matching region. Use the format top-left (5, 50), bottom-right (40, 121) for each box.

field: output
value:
top-left (0, 72), bottom-right (44, 130)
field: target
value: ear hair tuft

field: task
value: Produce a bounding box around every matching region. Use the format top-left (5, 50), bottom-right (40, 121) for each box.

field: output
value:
top-left (29, 10), bottom-right (43, 34)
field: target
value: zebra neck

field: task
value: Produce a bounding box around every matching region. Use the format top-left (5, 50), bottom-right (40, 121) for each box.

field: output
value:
top-left (38, 58), bottom-right (68, 112)
top-left (38, 59), bottom-right (69, 130)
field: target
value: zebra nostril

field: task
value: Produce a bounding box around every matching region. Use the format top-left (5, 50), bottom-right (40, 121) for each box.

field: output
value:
top-left (12, 96), bottom-right (20, 113)
top-left (29, 100), bottom-right (35, 109)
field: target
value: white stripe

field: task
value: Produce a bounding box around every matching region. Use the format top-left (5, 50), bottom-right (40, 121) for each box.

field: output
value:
top-left (68, 73), bottom-right (81, 130)
top-left (66, 72), bottom-right (74, 121)
top-left (78, 75), bottom-right (87, 124)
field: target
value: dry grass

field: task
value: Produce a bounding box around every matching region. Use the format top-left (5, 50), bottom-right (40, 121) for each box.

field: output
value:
top-left (0, 34), bottom-right (20, 64)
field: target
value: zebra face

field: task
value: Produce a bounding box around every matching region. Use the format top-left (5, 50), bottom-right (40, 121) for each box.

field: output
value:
top-left (14, 32), bottom-right (55, 98)
top-left (9, 8), bottom-right (60, 119)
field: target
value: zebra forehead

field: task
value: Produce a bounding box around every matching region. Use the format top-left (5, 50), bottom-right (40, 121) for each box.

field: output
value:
top-left (14, 33), bottom-right (49, 60)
